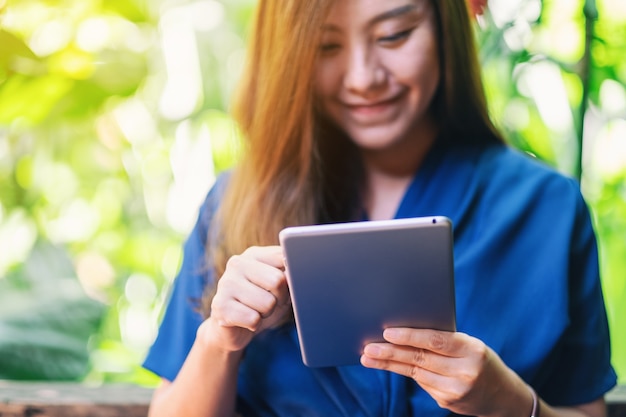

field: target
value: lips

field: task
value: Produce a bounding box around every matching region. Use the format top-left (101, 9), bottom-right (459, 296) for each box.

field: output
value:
top-left (342, 92), bottom-right (406, 120)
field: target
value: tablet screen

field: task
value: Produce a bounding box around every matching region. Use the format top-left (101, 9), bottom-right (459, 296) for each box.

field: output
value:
top-left (279, 216), bottom-right (456, 368)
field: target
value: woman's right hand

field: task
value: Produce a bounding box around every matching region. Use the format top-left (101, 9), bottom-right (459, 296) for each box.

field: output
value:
top-left (198, 245), bottom-right (290, 353)
top-left (148, 246), bottom-right (288, 417)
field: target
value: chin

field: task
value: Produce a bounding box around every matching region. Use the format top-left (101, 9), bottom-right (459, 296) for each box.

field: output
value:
top-left (351, 137), bottom-right (400, 151)
top-left (346, 125), bottom-right (411, 151)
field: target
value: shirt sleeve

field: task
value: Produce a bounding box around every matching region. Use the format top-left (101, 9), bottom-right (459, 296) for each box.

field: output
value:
top-left (538, 179), bottom-right (617, 405)
top-left (142, 173), bottom-right (229, 382)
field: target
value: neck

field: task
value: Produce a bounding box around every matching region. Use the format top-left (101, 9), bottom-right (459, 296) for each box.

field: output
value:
top-left (361, 118), bottom-right (439, 221)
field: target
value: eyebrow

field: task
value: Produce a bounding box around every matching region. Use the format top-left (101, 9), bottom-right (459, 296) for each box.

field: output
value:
top-left (322, 4), bottom-right (418, 32)
top-left (370, 4), bottom-right (418, 25)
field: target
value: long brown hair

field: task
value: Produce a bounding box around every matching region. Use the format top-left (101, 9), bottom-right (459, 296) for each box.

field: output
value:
top-left (431, 1), bottom-right (502, 144)
top-left (202, 0), bottom-right (502, 316)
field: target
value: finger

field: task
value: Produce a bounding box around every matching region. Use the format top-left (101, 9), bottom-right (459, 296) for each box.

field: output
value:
top-left (394, 367), bottom-right (474, 414)
top-left (241, 246), bottom-right (285, 269)
top-left (211, 294), bottom-right (263, 332)
top-left (225, 253), bottom-right (287, 302)
top-left (399, 367), bottom-right (470, 412)
top-left (218, 274), bottom-right (280, 319)
top-left (360, 353), bottom-right (464, 399)
top-left (362, 343), bottom-right (459, 376)
top-left (382, 328), bottom-right (469, 357)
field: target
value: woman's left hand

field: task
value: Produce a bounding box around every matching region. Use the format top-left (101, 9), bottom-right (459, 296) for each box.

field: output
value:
top-left (361, 328), bottom-right (531, 417)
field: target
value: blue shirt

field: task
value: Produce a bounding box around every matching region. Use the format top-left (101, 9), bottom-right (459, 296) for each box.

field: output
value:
top-left (143, 142), bottom-right (617, 416)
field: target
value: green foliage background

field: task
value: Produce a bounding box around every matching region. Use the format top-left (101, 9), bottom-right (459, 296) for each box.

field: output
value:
top-left (0, 0), bottom-right (624, 385)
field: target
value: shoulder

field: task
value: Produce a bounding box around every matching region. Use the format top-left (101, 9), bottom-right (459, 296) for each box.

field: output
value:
top-left (453, 143), bottom-right (591, 251)
top-left (481, 144), bottom-right (575, 184)
top-left (197, 170), bottom-right (233, 235)
top-left (474, 144), bottom-right (583, 209)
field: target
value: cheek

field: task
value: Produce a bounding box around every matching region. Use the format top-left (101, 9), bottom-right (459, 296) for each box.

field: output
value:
top-left (314, 60), bottom-right (341, 102)
top-left (393, 48), bottom-right (439, 90)
top-left (389, 29), bottom-right (440, 91)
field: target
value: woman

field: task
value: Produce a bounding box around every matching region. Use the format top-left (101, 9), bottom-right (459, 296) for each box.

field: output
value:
top-left (143, 0), bottom-right (617, 416)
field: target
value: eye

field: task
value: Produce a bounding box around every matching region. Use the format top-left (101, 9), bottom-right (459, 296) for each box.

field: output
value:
top-left (378, 28), bottom-right (413, 45)
top-left (319, 43), bottom-right (341, 54)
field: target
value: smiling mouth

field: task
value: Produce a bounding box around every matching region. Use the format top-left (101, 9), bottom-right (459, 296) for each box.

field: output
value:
top-left (343, 92), bottom-right (406, 117)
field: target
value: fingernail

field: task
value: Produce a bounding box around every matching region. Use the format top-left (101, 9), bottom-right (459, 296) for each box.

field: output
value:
top-left (360, 355), bottom-right (374, 367)
top-left (364, 344), bottom-right (381, 357)
top-left (384, 328), bottom-right (400, 339)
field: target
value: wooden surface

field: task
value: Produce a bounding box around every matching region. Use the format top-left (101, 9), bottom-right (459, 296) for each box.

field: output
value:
top-left (0, 381), bottom-right (152, 417)
top-left (0, 380), bottom-right (624, 416)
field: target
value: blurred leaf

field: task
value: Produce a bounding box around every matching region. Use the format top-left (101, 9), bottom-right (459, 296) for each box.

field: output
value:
top-left (0, 74), bottom-right (73, 125)
top-left (0, 241), bottom-right (105, 380)
top-left (0, 29), bottom-right (38, 68)
top-left (102, 0), bottom-right (150, 23)
top-left (90, 49), bottom-right (147, 95)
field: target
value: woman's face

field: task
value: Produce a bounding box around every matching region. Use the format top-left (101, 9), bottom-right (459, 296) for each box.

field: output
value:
top-left (314, 0), bottom-right (440, 151)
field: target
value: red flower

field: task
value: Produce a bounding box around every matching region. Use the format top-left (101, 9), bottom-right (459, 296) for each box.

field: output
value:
top-left (468, 0), bottom-right (488, 17)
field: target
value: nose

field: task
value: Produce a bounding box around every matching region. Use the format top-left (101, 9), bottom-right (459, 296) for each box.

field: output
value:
top-left (343, 47), bottom-right (386, 96)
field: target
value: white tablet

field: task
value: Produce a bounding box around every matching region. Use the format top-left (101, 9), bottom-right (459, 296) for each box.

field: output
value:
top-left (279, 216), bottom-right (456, 368)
